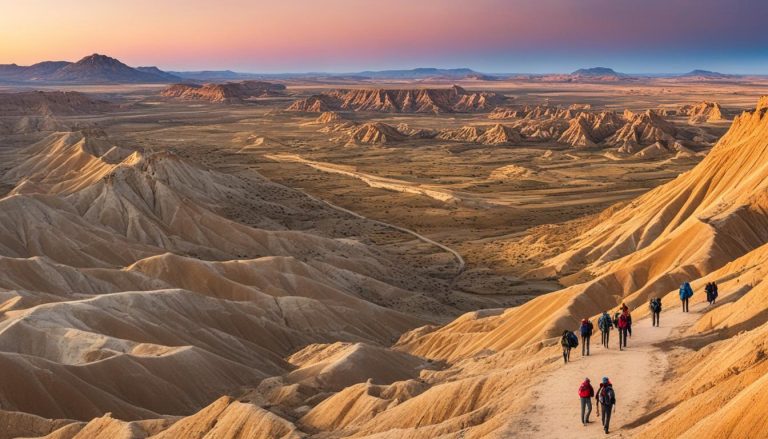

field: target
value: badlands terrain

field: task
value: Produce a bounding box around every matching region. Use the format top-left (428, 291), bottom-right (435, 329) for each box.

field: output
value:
top-left (1, 74), bottom-right (768, 438)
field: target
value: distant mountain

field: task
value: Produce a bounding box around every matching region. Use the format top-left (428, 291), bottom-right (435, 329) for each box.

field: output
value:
top-left (168, 70), bottom-right (249, 80)
top-left (570, 67), bottom-right (626, 78)
top-left (136, 66), bottom-right (181, 82)
top-left (0, 54), bottom-right (179, 83)
top-left (355, 68), bottom-right (477, 79)
top-left (678, 69), bottom-right (736, 79)
top-left (49, 54), bottom-right (180, 83)
top-left (0, 61), bottom-right (70, 82)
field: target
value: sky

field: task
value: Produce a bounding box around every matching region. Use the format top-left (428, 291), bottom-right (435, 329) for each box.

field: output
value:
top-left (1, 0), bottom-right (767, 74)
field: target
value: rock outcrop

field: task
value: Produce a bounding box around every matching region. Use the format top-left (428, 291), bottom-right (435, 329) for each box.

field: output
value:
top-left (437, 124), bottom-right (521, 145)
top-left (161, 81), bottom-right (286, 103)
top-left (676, 101), bottom-right (726, 123)
top-left (288, 85), bottom-right (506, 113)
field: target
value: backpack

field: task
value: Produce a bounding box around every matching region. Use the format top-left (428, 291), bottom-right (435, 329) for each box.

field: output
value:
top-left (613, 312), bottom-right (621, 326)
top-left (598, 314), bottom-right (612, 331)
top-left (566, 331), bottom-right (579, 348)
top-left (578, 382), bottom-right (593, 398)
top-left (618, 314), bottom-right (628, 329)
top-left (649, 298), bottom-right (659, 312)
top-left (599, 385), bottom-right (616, 405)
top-left (580, 321), bottom-right (592, 336)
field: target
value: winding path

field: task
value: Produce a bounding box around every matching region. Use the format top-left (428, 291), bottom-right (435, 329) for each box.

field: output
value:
top-left (265, 154), bottom-right (466, 277)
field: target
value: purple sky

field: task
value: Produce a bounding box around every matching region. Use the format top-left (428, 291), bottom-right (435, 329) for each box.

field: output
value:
top-left (2, 0), bottom-right (767, 73)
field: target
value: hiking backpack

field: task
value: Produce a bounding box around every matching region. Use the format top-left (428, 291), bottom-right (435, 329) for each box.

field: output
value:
top-left (578, 382), bottom-right (593, 398)
top-left (599, 386), bottom-right (616, 405)
top-left (580, 321), bottom-right (592, 336)
top-left (599, 314), bottom-right (612, 331)
top-left (566, 331), bottom-right (579, 348)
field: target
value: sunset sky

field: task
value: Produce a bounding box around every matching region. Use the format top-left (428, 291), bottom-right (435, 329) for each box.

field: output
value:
top-left (1, 0), bottom-right (766, 73)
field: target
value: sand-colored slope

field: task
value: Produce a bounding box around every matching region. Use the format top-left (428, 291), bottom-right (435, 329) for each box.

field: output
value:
top-left (151, 397), bottom-right (304, 439)
top-left (544, 100), bottom-right (768, 290)
top-left (0, 123), bottom-right (464, 431)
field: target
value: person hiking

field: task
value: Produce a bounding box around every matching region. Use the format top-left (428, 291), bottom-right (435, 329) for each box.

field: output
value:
top-left (598, 311), bottom-right (613, 348)
top-left (680, 282), bottom-right (693, 312)
top-left (578, 377), bottom-right (595, 425)
top-left (617, 311), bottom-right (629, 350)
top-left (705, 282), bottom-right (714, 305)
top-left (612, 309), bottom-right (621, 344)
top-left (580, 318), bottom-right (593, 356)
top-left (597, 377), bottom-right (616, 434)
top-left (649, 297), bottom-right (662, 327)
top-left (712, 281), bottom-right (719, 304)
top-left (561, 330), bottom-right (577, 364)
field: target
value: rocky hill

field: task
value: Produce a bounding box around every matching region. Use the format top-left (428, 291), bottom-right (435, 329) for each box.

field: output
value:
top-left (287, 85), bottom-right (507, 113)
top-left (437, 124), bottom-right (522, 145)
top-left (676, 101), bottom-right (726, 123)
top-left (161, 81), bottom-right (286, 103)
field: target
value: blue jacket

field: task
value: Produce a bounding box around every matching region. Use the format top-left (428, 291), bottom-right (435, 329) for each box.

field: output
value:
top-left (679, 282), bottom-right (693, 300)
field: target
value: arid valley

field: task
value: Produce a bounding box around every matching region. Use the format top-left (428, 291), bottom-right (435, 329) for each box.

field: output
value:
top-left (1, 56), bottom-right (768, 438)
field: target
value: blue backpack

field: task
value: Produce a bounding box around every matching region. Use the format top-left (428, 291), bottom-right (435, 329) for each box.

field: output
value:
top-left (566, 331), bottom-right (579, 348)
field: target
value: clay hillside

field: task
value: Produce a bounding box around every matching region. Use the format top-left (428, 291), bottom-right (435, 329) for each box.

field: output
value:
top-left (287, 85), bottom-right (507, 113)
top-left (161, 81), bottom-right (286, 103)
top-left (14, 95), bottom-right (768, 438)
top-left (487, 104), bottom-right (716, 155)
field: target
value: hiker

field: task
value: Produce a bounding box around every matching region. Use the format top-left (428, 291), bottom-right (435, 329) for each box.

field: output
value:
top-left (578, 377), bottom-right (595, 425)
top-left (597, 377), bottom-right (617, 434)
top-left (706, 281), bottom-right (719, 305)
top-left (598, 311), bottom-right (613, 348)
top-left (649, 297), bottom-right (662, 327)
top-left (680, 282), bottom-right (693, 312)
top-left (617, 311), bottom-right (629, 350)
top-left (580, 318), bottom-right (593, 356)
top-left (561, 330), bottom-right (577, 363)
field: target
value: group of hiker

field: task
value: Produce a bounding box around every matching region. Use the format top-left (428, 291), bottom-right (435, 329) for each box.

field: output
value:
top-left (561, 303), bottom-right (633, 362)
top-left (679, 280), bottom-right (718, 311)
top-left (578, 376), bottom-right (617, 434)
top-left (564, 280), bottom-right (720, 434)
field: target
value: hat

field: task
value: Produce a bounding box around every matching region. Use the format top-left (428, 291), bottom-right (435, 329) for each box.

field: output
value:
top-left (585, 377), bottom-right (590, 381)
top-left (602, 377), bottom-right (609, 384)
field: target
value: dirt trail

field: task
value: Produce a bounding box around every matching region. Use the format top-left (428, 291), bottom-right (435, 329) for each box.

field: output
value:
top-left (512, 303), bottom-right (700, 438)
top-left (263, 154), bottom-right (466, 277)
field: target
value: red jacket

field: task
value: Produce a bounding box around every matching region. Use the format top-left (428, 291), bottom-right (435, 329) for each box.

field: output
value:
top-left (618, 313), bottom-right (629, 329)
top-left (578, 380), bottom-right (594, 398)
